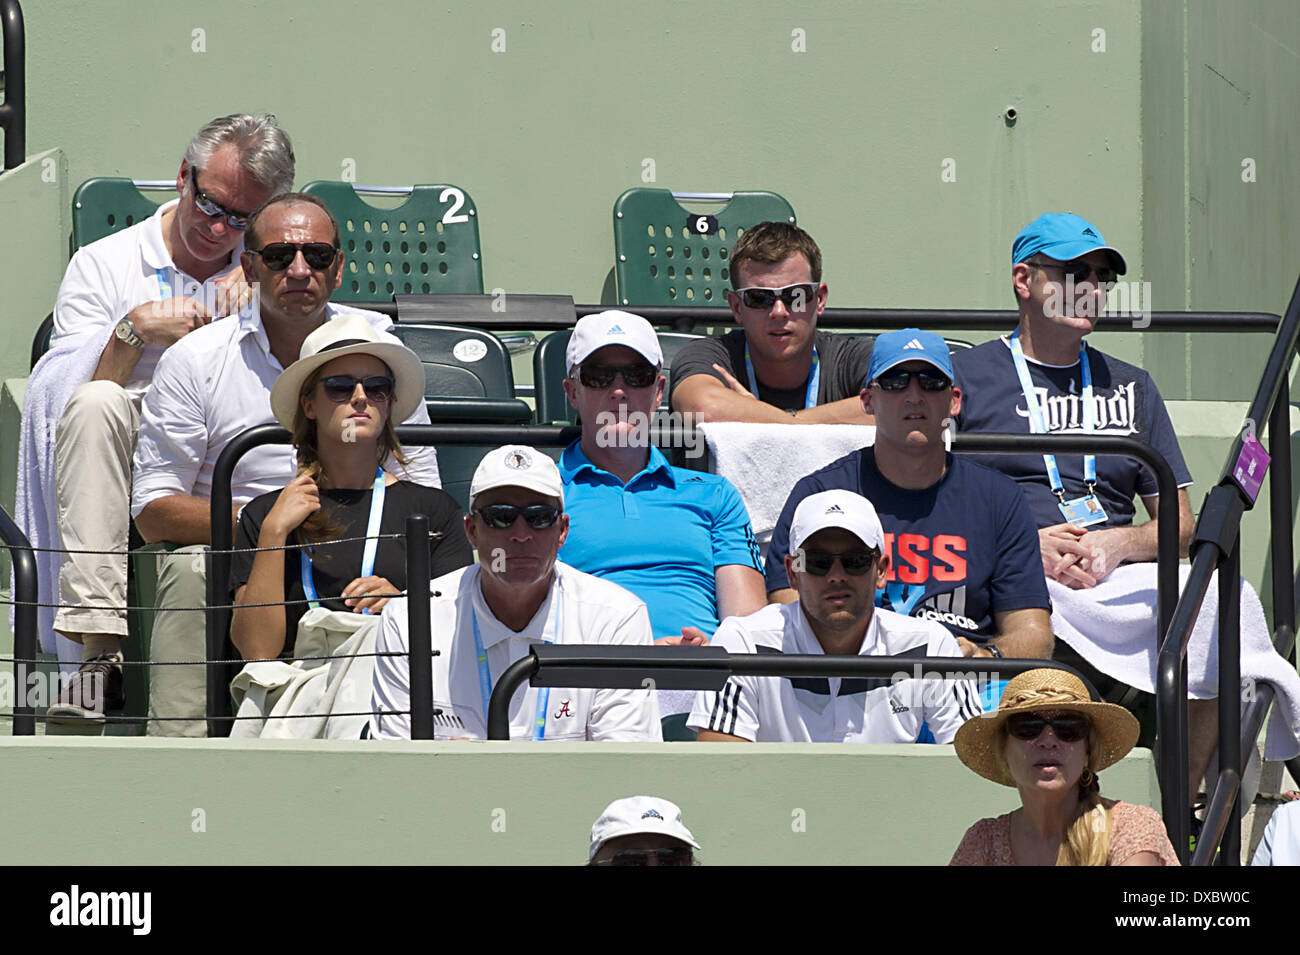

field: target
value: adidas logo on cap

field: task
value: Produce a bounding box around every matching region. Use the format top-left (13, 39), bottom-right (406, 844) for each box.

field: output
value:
top-left (825, 504), bottom-right (844, 514)
top-left (607, 324), bottom-right (625, 334)
top-left (903, 338), bottom-right (924, 350)
top-left (1082, 227), bottom-right (1098, 238)
top-left (641, 809), bottom-right (664, 820)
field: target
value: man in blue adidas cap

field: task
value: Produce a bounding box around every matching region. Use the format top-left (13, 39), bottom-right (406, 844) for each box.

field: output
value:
top-left (951, 213), bottom-right (1205, 794)
top-left (766, 328), bottom-right (1053, 670)
top-left (558, 310), bottom-right (766, 727)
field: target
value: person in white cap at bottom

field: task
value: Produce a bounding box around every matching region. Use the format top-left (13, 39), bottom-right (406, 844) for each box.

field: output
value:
top-left (589, 796), bottom-right (700, 866)
top-left (369, 445), bottom-right (662, 741)
top-left (689, 489), bottom-right (981, 743)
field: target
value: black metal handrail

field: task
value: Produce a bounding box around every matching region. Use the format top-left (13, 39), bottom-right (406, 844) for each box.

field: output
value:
top-left (0, 503), bottom-right (35, 734)
top-left (0, 0), bottom-right (25, 171)
top-left (486, 647), bottom-right (1098, 740)
top-left (1162, 269), bottom-right (1300, 865)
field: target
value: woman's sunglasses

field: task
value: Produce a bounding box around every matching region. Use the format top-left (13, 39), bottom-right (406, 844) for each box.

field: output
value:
top-left (797, 547), bottom-right (878, 576)
top-left (475, 504), bottom-right (562, 530)
top-left (249, 242), bottom-right (340, 271)
top-left (1006, 712), bottom-right (1091, 743)
top-left (319, 375), bottom-right (394, 403)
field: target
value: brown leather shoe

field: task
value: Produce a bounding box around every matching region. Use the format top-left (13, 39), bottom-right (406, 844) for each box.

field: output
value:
top-left (46, 654), bottom-right (126, 723)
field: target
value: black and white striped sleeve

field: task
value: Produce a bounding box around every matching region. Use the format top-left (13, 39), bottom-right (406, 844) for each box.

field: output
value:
top-left (686, 623), bottom-right (759, 740)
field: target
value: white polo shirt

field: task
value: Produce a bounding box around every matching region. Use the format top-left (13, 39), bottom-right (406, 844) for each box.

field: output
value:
top-left (1251, 800), bottom-right (1300, 866)
top-left (370, 562), bottom-right (662, 741)
top-left (131, 302), bottom-right (440, 515)
top-left (52, 199), bottom-right (247, 404)
top-left (687, 602), bottom-right (982, 743)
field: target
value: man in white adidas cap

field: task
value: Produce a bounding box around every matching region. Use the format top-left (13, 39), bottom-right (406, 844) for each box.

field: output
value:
top-left (589, 795), bottom-right (699, 866)
top-left (689, 489), bottom-right (980, 743)
top-left (370, 444), bottom-right (662, 741)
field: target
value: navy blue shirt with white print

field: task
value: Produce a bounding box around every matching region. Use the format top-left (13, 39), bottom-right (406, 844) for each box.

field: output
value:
top-left (765, 448), bottom-right (1050, 645)
top-left (952, 338), bottom-right (1193, 529)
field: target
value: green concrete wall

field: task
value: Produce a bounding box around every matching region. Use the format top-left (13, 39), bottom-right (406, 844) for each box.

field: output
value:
top-left (0, 738), bottom-right (1160, 864)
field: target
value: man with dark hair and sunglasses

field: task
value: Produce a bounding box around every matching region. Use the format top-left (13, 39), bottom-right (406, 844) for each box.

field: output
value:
top-left (125, 193), bottom-right (439, 735)
top-left (668, 221), bottom-right (873, 425)
top-left (370, 445), bottom-right (661, 741)
top-left (20, 114), bottom-right (294, 723)
top-left (765, 329), bottom-right (1054, 675)
top-left (689, 489), bottom-right (982, 742)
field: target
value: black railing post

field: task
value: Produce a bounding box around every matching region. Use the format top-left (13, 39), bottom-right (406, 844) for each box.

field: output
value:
top-left (1269, 386), bottom-right (1296, 644)
top-left (0, 505), bottom-right (36, 734)
top-left (1216, 536), bottom-right (1242, 864)
top-left (487, 656), bottom-right (538, 739)
top-left (0, 0), bottom-right (26, 170)
top-left (406, 514), bottom-right (433, 739)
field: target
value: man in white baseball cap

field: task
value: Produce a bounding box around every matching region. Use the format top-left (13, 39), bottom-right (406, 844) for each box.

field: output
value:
top-left (558, 310), bottom-right (764, 661)
top-left (588, 795), bottom-right (700, 866)
top-left (689, 489), bottom-right (981, 743)
top-left (370, 445), bottom-right (662, 741)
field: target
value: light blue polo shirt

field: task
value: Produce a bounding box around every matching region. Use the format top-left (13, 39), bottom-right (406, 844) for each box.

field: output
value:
top-left (558, 441), bottom-right (762, 640)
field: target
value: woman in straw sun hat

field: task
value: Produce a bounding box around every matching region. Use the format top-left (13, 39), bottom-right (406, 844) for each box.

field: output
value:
top-left (950, 668), bottom-right (1178, 866)
top-left (229, 316), bottom-right (471, 661)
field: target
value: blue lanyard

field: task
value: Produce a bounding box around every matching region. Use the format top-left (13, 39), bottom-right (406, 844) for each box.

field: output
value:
top-left (1009, 330), bottom-right (1096, 500)
top-left (470, 582), bottom-right (559, 740)
top-left (155, 268), bottom-right (172, 299)
top-left (300, 467), bottom-right (386, 611)
top-left (744, 344), bottom-right (820, 409)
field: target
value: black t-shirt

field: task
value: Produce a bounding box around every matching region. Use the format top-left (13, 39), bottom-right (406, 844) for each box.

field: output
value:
top-left (952, 338), bottom-right (1193, 528)
top-left (668, 329), bottom-right (874, 412)
top-left (231, 480), bottom-right (473, 655)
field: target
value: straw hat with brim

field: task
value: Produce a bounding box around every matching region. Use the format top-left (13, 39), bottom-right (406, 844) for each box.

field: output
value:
top-left (269, 314), bottom-right (426, 429)
top-left (953, 669), bottom-right (1140, 788)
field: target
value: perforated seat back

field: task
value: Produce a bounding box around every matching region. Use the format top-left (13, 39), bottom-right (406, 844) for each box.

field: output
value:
top-left (301, 181), bottom-right (484, 301)
top-left (613, 189), bottom-right (795, 307)
top-left (72, 178), bottom-right (169, 249)
top-left (386, 323), bottom-right (515, 399)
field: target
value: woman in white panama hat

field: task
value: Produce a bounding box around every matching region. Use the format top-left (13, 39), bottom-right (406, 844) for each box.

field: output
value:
top-left (229, 315), bottom-right (471, 660)
top-left (950, 668), bottom-right (1178, 866)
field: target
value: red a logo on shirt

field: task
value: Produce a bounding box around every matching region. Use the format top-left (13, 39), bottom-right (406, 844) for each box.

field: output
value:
top-left (880, 533), bottom-right (968, 584)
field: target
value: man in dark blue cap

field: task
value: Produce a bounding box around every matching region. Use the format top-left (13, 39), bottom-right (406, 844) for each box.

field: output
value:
top-left (766, 328), bottom-right (1053, 669)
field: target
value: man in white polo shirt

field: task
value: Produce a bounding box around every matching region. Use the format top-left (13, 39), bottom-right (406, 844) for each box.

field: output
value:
top-left (689, 489), bottom-right (981, 743)
top-left (126, 193), bottom-right (439, 735)
top-left (370, 445), bottom-right (661, 741)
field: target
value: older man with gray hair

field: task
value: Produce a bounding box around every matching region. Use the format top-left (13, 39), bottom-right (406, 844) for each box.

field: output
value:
top-left (18, 113), bottom-right (295, 721)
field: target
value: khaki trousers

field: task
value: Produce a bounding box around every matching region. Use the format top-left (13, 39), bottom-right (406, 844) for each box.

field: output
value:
top-left (53, 380), bottom-right (138, 639)
top-left (147, 545), bottom-right (209, 737)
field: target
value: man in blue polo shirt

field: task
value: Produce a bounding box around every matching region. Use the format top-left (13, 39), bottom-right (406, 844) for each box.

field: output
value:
top-left (558, 311), bottom-right (766, 661)
top-left (766, 329), bottom-right (1053, 666)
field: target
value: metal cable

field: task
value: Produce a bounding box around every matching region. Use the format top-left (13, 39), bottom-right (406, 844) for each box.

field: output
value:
top-left (0, 532), bottom-right (416, 557)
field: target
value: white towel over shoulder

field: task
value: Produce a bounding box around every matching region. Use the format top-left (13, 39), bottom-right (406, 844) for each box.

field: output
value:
top-left (1050, 563), bottom-right (1300, 760)
top-left (699, 422), bottom-right (875, 545)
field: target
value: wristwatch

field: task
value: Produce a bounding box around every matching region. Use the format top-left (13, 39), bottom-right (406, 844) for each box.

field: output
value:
top-left (114, 317), bottom-right (146, 350)
top-left (985, 643), bottom-right (1004, 658)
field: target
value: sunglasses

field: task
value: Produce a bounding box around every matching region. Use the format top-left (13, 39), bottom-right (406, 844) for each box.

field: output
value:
top-left (798, 547), bottom-right (879, 576)
top-left (576, 363), bottom-right (659, 389)
top-left (475, 504), bottom-right (562, 530)
top-left (734, 282), bottom-right (819, 310)
top-left (248, 241), bottom-right (340, 271)
top-left (1030, 258), bottom-right (1118, 286)
top-left (1006, 712), bottom-right (1091, 743)
top-left (873, 369), bottom-right (952, 392)
top-left (591, 847), bottom-right (693, 867)
top-left (319, 375), bottom-right (394, 403)
top-left (188, 166), bottom-right (252, 230)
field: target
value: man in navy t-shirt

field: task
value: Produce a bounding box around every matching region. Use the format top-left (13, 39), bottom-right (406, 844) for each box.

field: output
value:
top-left (767, 329), bottom-right (1053, 661)
top-left (952, 212), bottom-right (1194, 588)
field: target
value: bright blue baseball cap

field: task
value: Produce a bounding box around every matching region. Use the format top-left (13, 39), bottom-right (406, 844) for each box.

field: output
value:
top-left (867, 328), bottom-right (953, 384)
top-left (1011, 212), bottom-right (1127, 274)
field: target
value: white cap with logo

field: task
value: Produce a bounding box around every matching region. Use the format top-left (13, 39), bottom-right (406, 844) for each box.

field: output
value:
top-left (566, 309), bottom-right (663, 373)
top-left (469, 445), bottom-right (564, 507)
top-left (589, 795), bottom-right (700, 860)
top-left (789, 489), bottom-right (885, 553)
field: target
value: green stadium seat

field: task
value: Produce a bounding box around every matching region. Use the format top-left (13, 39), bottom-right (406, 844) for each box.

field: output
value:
top-left (613, 189), bottom-right (795, 307)
top-left (301, 181), bottom-right (484, 301)
top-left (532, 328), bottom-right (705, 425)
top-left (72, 178), bottom-right (172, 249)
